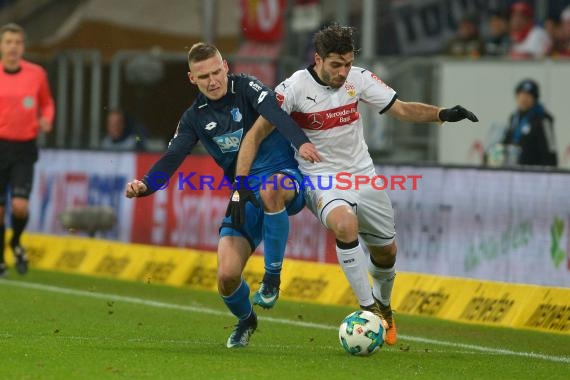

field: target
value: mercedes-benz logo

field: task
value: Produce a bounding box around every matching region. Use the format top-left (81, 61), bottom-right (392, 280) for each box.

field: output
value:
top-left (308, 113), bottom-right (324, 129)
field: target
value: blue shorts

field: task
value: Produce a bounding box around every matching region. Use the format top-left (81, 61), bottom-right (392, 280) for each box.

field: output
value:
top-left (219, 168), bottom-right (304, 251)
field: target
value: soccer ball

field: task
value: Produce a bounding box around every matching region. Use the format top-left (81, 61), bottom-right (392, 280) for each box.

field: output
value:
top-left (338, 310), bottom-right (386, 356)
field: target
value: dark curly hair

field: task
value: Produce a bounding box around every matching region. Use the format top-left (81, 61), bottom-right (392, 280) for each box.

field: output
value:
top-left (313, 24), bottom-right (356, 58)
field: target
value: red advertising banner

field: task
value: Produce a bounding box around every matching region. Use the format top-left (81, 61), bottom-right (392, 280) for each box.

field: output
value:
top-left (240, 0), bottom-right (285, 42)
top-left (131, 153), bottom-right (337, 263)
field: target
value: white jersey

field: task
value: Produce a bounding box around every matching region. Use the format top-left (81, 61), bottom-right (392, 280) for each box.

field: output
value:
top-left (276, 66), bottom-right (396, 177)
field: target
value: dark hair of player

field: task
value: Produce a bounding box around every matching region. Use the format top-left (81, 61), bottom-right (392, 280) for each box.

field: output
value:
top-left (313, 24), bottom-right (356, 58)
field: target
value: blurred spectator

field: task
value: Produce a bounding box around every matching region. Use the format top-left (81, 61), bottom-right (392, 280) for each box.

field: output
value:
top-left (444, 14), bottom-right (485, 57)
top-left (485, 9), bottom-right (511, 56)
top-left (544, 16), bottom-right (559, 45)
top-left (101, 109), bottom-right (146, 151)
top-left (551, 6), bottom-right (570, 56)
top-left (509, 1), bottom-right (552, 58)
top-left (501, 79), bottom-right (557, 167)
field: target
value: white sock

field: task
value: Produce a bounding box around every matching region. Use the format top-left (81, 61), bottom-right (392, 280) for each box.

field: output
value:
top-left (336, 242), bottom-right (374, 307)
top-left (368, 259), bottom-right (396, 306)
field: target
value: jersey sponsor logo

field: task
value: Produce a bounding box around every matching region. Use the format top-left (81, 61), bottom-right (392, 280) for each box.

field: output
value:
top-left (249, 80), bottom-right (262, 92)
top-left (258, 91), bottom-right (268, 104)
top-left (213, 128), bottom-right (244, 153)
top-left (205, 121), bottom-right (217, 131)
top-left (308, 113), bottom-right (324, 129)
top-left (230, 107), bottom-right (243, 122)
top-left (344, 83), bottom-right (356, 97)
top-left (291, 102), bottom-right (360, 131)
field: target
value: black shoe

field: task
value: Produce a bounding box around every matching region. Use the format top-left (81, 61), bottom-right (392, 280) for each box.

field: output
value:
top-left (11, 245), bottom-right (28, 275)
top-left (0, 263), bottom-right (6, 277)
top-left (360, 302), bottom-right (383, 320)
top-left (226, 312), bottom-right (258, 348)
top-left (373, 295), bottom-right (393, 327)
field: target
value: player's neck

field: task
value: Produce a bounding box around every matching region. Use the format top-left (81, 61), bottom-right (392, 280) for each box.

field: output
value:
top-left (308, 64), bottom-right (329, 87)
top-left (2, 58), bottom-right (21, 73)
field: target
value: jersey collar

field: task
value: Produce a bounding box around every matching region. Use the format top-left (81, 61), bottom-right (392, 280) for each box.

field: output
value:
top-left (3, 66), bottom-right (22, 74)
top-left (307, 64), bottom-right (332, 89)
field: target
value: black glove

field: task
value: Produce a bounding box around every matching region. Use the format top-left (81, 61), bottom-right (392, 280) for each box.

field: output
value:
top-left (439, 105), bottom-right (479, 122)
top-left (225, 176), bottom-right (260, 226)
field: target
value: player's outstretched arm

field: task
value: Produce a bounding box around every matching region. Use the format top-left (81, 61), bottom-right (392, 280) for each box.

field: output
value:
top-left (125, 115), bottom-right (198, 199)
top-left (387, 99), bottom-right (478, 124)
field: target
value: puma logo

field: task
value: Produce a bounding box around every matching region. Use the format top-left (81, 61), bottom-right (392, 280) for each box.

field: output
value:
top-left (306, 95), bottom-right (317, 104)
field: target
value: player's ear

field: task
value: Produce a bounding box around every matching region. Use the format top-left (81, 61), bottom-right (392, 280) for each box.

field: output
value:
top-left (314, 53), bottom-right (323, 66)
top-left (222, 59), bottom-right (229, 73)
top-left (188, 72), bottom-right (196, 84)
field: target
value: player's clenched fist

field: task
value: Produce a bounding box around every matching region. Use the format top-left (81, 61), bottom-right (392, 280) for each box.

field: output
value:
top-left (125, 179), bottom-right (147, 198)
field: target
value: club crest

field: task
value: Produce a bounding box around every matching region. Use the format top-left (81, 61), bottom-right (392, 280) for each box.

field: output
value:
top-left (230, 107), bottom-right (243, 122)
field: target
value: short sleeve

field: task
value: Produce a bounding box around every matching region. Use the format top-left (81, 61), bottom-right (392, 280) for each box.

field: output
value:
top-left (274, 78), bottom-right (295, 114)
top-left (358, 69), bottom-right (397, 114)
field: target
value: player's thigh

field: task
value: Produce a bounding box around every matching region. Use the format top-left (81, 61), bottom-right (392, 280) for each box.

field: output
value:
top-left (357, 185), bottom-right (396, 247)
top-left (304, 185), bottom-right (358, 229)
top-left (10, 141), bottom-right (38, 199)
top-left (220, 194), bottom-right (264, 251)
top-left (279, 168), bottom-right (305, 216)
top-left (10, 160), bottom-right (35, 200)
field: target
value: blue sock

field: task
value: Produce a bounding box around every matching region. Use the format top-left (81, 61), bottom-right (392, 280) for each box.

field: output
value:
top-left (222, 278), bottom-right (253, 320)
top-left (262, 208), bottom-right (288, 284)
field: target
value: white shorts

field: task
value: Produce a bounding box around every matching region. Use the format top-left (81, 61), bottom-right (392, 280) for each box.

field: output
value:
top-left (303, 176), bottom-right (396, 246)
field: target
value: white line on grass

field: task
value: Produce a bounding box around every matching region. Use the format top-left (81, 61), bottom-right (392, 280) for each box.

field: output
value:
top-left (2, 279), bottom-right (569, 364)
top-left (0, 332), bottom-right (518, 357)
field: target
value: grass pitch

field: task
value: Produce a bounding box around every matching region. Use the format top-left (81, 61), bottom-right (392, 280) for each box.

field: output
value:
top-left (1, 270), bottom-right (569, 379)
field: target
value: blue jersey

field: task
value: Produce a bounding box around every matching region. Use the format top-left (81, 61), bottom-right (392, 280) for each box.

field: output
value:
top-left (143, 74), bottom-right (302, 187)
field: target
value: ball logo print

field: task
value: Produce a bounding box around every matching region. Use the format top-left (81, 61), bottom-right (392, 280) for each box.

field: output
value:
top-left (338, 310), bottom-right (386, 356)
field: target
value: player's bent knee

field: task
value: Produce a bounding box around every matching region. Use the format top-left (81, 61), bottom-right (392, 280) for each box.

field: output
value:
top-left (11, 198), bottom-right (29, 218)
top-left (260, 178), bottom-right (291, 212)
top-left (328, 211), bottom-right (358, 241)
top-left (217, 270), bottom-right (242, 296)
